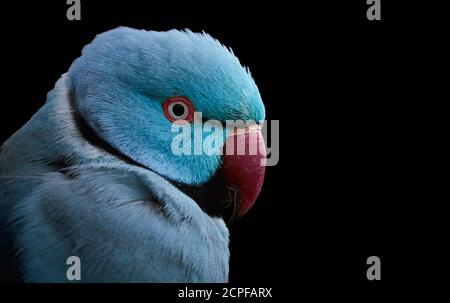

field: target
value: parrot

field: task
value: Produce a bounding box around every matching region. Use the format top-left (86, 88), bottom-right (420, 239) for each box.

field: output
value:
top-left (0, 27), bottom-right (266, 282)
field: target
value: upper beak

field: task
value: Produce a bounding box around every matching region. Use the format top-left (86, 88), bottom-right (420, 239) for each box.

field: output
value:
top-left (222, 124), bottom-right (266, 222)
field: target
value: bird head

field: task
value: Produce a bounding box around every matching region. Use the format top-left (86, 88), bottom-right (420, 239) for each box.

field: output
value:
top-left (68, 27), bottom-right (266, 221)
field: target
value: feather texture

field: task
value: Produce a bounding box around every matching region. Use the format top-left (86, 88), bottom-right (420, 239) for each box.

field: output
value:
top-left (0, 27), bottom-right (265, 282)
top-left (0, 75), bottom-right (229, 282)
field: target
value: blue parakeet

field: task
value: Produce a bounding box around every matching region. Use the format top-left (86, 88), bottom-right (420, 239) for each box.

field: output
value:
top-left (0, 27), bottom-right (266, 282)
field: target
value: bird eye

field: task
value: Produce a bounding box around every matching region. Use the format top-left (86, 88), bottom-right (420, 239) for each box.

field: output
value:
top-left (162, 97), bottom-right (194, 123)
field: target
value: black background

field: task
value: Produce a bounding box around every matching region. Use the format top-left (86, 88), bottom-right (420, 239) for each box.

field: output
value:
top-left (0, 0), bottom-right (447, 284)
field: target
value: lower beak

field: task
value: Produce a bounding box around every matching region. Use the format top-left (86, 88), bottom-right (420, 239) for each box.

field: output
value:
top-left (222, 124), bottom-right (266, 222)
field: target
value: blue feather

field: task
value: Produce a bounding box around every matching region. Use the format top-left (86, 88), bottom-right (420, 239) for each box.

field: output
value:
top-left (0, 27), bottom-right (264, 282)
top-left (69, 27), bottom-right (265, 185)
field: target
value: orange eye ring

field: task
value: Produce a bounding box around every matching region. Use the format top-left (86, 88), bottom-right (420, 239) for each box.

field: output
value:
top-left (162, 96), bottom-right (194, 123)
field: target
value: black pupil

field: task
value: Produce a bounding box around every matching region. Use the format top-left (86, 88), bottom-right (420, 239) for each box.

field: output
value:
top-left (172, 103), bottom-right (185, 117)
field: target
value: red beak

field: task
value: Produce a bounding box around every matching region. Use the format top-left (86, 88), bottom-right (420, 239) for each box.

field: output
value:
top-left (222, 125), bottom-right (266, 221)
